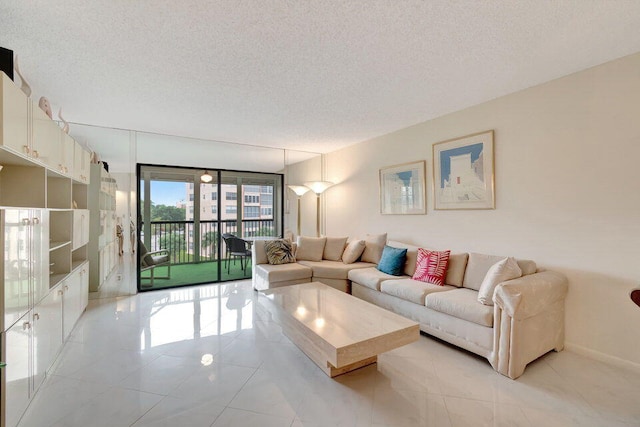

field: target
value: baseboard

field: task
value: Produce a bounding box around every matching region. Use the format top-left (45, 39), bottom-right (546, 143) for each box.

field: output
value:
top-left (565, 342), bottom-right (640, 373)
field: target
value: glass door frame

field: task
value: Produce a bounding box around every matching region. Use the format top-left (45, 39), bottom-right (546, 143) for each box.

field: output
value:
top-left (136, 163), bottom-right (284, 292)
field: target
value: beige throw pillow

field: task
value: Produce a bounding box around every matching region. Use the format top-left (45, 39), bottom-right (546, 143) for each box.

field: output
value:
top-left (295, 236), bottom-right (326, 262)
top-left (323, 237), bottom-right (348, 261)
top-left (342, 240), bottom-right (366, 264)
top-left (477, 257), bottom-right (522, 306)
top-left (361, 233), bottom-right (387, 264)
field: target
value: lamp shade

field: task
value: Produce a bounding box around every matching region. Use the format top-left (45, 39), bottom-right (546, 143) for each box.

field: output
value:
top-left (303, 181), bottom-right (334, 194)
top-left (287, 185), bottom-right (310, 197)
top-left (201, 171), bottom-right (213, 183)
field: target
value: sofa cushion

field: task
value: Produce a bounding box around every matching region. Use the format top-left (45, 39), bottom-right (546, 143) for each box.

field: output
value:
top-left (463, 253), bottom-right (507, 290)
top-left (413, 249), bottom-right (450, 286)
top-left (387, 240), bottom-right (420, 276)
top-left (255, 263), bottom-right (312, 283)
top-left (253, 240), bottom-right (269, 265)
top-left (297, 260), bottom-right (371, 280)
top-left (323, 237), bottom-right (348, 261)
top-left (377, 245), bottom-right (407, 276)
top-left (518, 260), bottom-right (537, 276)
top-left (342, 239), bottom-right (366, 264)
top-left (361, 233), bottom-right (387, 264)
top-left (264, 240), bottom-right (296, 265)
top-left (446, 253), bottom-right (468, 287)
top-left (296, 236), bottom-right (326, 261)
top-left (463, 253), bottom-right (536, 290)
top-left (477, 257), bottom-right (522, 306)
top-left (381, 278), bottom-right (456, 305)
top-left (426, 289), bottom-right (494, 327)
top-left (348, 267), bottom-right (406, 291)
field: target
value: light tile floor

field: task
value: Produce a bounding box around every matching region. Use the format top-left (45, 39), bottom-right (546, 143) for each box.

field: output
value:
top-left (19, 280), bottom-right (640, 427)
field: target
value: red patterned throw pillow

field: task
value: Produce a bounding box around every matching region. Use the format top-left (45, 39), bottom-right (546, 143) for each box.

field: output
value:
top-left (412, 249), bottom-right (451, 286)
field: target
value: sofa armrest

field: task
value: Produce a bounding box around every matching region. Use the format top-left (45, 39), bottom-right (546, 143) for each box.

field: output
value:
top-left (493, 271), bottom-right (568, 320)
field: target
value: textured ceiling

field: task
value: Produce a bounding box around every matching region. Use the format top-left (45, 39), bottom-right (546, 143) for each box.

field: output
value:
top-left (1, 1), bottom-right (640, 154)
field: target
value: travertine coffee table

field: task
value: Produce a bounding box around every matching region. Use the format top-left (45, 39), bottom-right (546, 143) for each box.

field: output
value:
top-left (259, 282), bottom-right (419, 377)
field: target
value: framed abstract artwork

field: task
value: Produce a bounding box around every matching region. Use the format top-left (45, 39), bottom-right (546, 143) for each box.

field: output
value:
top-left (379, 161), bottom-right (426, 214)
top-left (432, 130), bottom-right (495, 210)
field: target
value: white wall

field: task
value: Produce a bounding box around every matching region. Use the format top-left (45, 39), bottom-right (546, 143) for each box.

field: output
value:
top-left (322, 53), bottom-right (640, 366)
top-left (285, 156), bottom-right (322, 237)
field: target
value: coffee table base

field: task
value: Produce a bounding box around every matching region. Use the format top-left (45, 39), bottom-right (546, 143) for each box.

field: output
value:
top-left (279, 314), bottom-right (379, 378)
top-left (260, 282), bottom-right (419, 379)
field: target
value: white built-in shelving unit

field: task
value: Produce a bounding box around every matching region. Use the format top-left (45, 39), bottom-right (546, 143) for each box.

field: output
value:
top-left (0, 73), bottom-right (91, 427)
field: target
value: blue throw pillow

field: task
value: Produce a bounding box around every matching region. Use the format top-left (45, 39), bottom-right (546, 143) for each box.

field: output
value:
top-left (376, 245), bottom-right (407, 276)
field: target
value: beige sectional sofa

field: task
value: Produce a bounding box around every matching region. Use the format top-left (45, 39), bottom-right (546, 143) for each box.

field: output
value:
top-left (251, 237), bottom-right (373, 292)
top-left (252, 237), bottom-right (568, 379)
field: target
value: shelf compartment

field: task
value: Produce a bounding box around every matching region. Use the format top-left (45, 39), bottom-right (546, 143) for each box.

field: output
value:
top-left (49, 241), bottom-right (71, 251)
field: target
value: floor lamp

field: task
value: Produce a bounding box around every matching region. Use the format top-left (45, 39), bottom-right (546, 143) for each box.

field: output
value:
top-left (303, 181), bottom-right (334, 237)
top-left (287, 185), bottom-right (310, 236)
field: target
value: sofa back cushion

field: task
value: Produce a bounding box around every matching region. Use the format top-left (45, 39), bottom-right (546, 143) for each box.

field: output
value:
top-left (517, 260), bottom-right (537, 276)
top-left (463, 253), bottom-right (536, 290)
top-left (323, 237), bottom-right (348, 261)
top-left (463, 253), bottom-right (505, 290)
top-left (361, 233), bottom-right (387, 264)
top-left (445, 253), bottom-right (469, 287)
top-left (387, 240), bottom-right (420, 276)
top-left (342, 239), bottom-right (366, 264)
top-left (296, 236), bottom-right (326, 261)
top-left (254, 240), bottom-right (269, 265)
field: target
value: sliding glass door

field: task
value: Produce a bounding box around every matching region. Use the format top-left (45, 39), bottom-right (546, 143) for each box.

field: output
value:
top-left (138, 164), bottom-right (283, 291)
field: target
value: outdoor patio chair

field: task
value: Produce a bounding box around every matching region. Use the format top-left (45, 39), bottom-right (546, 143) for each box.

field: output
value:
top-left (139, 240), bottom-right (171, 287)
top-left (221, 233), bottom-right (236, 269)
top-left (225, 236), bottom-right (252, 274)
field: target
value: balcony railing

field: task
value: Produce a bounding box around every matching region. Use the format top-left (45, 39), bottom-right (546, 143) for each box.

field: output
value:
top-left (141, 219), bottom-right (277, 265)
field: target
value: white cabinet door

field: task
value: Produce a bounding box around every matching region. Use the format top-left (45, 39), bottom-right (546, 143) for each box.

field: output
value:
top-left (33, 285), bottom-right (63, 389)
top-left (31, 209), bottom-right (49, 306)
top-left (2, 313), bottom-right (32, 427)
top-left (60, 133), bottom-right (75, 177)
top-left (72, 209), bottom-right (90, 250)
top-left (73, 141), bottom-right (91, 183)
top-left (3, 209), bottom-right (31, 330)
top-left (0, 74), bottom-right (29, 155)
top-left (62, 269), bottom-right (82, 341)
top-left (78, 262), bottom-right (89, 313)
top-left (30, 101), bottom-right (60, 169)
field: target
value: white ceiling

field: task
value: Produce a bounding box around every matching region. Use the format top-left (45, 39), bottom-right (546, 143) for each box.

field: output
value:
top-left (2, 1), bottom-right (640, 155)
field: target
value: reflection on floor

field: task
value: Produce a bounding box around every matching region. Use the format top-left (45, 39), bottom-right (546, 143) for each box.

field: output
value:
top-left (21, 280), bottom-right (640, 427)
top-left (89, 253), bottom-right (136, 300)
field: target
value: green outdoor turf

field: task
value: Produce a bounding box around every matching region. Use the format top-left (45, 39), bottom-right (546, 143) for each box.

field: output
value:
top-left (140, 259), bottom-right (251, 290)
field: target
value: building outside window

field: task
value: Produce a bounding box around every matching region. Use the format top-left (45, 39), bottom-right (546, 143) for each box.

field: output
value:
top-left (244, 206), bottom-right (260, 218)
top-left (226, 192), bottom-right (236, 201)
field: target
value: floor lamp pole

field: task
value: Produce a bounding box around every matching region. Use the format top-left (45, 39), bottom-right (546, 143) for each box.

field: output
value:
top-left (297, 197), bottom-right (302, 236)
top-left (316, 194), bottom-right (321, 237)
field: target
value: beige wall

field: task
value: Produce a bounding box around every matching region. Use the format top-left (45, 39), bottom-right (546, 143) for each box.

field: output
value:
top-left (320, 53), bottom-right (640, 366)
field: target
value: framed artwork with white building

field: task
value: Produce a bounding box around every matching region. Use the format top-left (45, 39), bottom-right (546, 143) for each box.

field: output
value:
top-left (379, 161), bottom-right (426, 214)
top-left (432, 130), bottom-right (495, 210)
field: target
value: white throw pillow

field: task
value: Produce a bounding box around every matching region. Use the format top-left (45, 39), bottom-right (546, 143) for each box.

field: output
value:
top-left (477, 257), bottom-right (522, 306)
top-left (295, 236), bottom-right (326, 262)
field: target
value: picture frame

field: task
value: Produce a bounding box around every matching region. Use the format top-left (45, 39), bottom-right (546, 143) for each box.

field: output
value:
top-left (379, 160), bottom-right (426, 215)
top-left (432, 130), bottom-right (495, 210)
